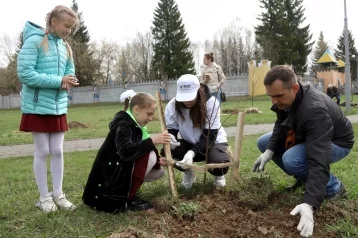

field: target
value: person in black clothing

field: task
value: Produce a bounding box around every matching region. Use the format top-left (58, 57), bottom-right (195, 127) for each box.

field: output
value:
top-left (326, 84), bottom-right (340, 105)
top-left (253, 66), bottom-right (354, 237)
top-left (82, 90), bottom-right (171, 213)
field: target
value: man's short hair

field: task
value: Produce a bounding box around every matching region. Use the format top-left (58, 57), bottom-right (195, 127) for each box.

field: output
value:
top-left (264, 65), bottom-right (297, 89)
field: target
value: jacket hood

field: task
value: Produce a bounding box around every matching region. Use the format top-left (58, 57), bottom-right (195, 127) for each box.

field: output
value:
top-left (22, 21), bottom-right (46, 42)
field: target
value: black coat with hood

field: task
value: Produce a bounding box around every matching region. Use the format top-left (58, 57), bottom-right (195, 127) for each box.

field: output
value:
top-left (82, 111), bottom-right (156, 213)
top-left (267, 82), bottom-right (354, 209)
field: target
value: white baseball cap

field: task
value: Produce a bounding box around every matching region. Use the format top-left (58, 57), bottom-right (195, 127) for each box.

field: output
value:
top-left (176, 74), bottom-right (200, 102)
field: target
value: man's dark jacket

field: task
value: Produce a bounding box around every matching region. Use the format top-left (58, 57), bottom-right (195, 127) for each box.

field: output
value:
top-left (267, 83), bottom-right (354, 209)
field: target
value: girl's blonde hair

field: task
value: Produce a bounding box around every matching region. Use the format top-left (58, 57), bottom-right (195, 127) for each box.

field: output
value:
top-left (124, 93), bottom-right (156, 111)
top-left (41, 5), bottom-right (80, 59)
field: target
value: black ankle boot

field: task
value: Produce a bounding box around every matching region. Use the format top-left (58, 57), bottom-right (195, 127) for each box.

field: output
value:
top-left (284, 180), bottom-right (304, 192)
top-left (128, 196), bottom-right (153, 211)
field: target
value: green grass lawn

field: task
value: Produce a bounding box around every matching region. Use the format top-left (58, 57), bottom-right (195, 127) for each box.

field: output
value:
top-left (0, 96), bottom-right (276, 146)
top-left (1, 126), bottom-right (358, 237)
top-left (1, 95), bottom-right (358, 146)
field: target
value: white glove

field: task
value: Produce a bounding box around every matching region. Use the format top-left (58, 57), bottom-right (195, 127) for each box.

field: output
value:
top-left (252, 149), bottom-right (274, 172)
top-left (290, 203), bottom-right (314, 237)
top-left (176, 150), bottom-right (194, 170)
top-left (169, 134), bottom-right (180, 150)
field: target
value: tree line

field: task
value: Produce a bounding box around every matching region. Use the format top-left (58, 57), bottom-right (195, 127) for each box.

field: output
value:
top-left (0, 0), bottom-right (356, 95)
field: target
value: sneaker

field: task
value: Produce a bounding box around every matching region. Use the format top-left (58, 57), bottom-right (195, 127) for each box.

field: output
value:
top-left (182, 170), bottom-right (196, 189)
top-left (128, 196), bottom-right (153, 211)
top-left (35, 193), bottom-right (58, 213)
top-left (52, 192), bottom-right (77, 211)
top-left (213, 175), bottom-right (226, 188)
top-left (325, 184), bottom-right (347, 201)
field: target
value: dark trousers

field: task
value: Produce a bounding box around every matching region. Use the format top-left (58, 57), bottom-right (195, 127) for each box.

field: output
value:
top-left (163, 139), bottom-right (230, 176)
top-left (332, 95), bottom-right (340, 105)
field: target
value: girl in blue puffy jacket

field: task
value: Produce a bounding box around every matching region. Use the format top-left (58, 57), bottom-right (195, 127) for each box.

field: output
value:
top-left (17, 5), bottom-right (80, 213)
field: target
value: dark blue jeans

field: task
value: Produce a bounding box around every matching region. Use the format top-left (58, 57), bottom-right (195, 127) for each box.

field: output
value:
top-left (257, 132), bottom-right (351, 196)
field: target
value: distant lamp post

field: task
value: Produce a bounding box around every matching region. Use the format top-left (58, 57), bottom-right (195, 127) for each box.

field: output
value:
top-left (344, 0), bottom-right (351, 112)
top-left (353, 55), bottom-right (358, 101)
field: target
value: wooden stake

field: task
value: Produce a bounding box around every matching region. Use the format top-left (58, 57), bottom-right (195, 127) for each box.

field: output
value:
top-left (230, 111), bottom-right (245, 183)
top-left (155, 92), bottom-right (178, 198)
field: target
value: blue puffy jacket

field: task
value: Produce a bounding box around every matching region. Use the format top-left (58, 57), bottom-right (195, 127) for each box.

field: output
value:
top-left (17, 21), bottom-right (75, 115)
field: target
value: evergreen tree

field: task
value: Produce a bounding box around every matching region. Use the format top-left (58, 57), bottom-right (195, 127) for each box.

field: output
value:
top-left (68, 0), bottom-right (96, 86)
top-left (313, 31), bottom-right (328, 63)
top-left (335, 29), bottom-right (358, 81)
top-left (71, 0), bottom-right (90, 43)
top-left (255, 0), bottom-right (285, 65)
top-left (334, 29), bottom-right (357, 61)
top-left (285, 0), bottom-right (313, 75)
top-left (151, 0), bottom-right (195, 79)
top-left (310, 31), bottom-right (329, 73)
top-left (255, 0), bottom-right (313, 75)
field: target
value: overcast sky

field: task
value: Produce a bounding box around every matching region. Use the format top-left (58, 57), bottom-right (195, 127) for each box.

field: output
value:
top-left (0, 0), bottom-right (357, 54)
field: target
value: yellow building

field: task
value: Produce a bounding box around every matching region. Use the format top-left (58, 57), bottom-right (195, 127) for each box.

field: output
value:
top-left (316, 49), bottom-right (345, 91)
top-left (248, 60), bottom-right (272, 96)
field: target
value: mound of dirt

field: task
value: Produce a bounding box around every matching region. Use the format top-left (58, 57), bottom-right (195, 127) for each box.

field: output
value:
top-left (222, 108), bottom-right (240, 114)
top-left (245, 107), bottom-right (263, 114)
top-left (222, 107), bottom-right (263, 114)
top-left (68, 121), bottom-right (88, 129)
top-left (131, 188), bottom-right (358, 238)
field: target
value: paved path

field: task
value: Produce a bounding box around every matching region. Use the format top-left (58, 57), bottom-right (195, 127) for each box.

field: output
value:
top-left (2, 115), bottom-right (358, 159)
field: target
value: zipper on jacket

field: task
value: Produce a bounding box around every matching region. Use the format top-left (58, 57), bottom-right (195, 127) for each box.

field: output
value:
top-left (33, 88), bottom-right (39, 103)
top-left (55, 39), bottom-right (60, 114)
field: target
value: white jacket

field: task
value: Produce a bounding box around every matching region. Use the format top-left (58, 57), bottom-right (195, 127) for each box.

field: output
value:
top-left (165, 92), bottom-right (227, 154)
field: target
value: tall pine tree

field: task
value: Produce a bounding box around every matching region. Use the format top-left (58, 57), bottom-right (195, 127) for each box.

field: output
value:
top-left (335, 29), bottom-right (358, 81)
top-left (310, 31), bottom-right (329, 73)
top-left (69, 0), bottom-right (96, 86)
top-left (255, 0), bottom-right (285, 65)
top-left (255, 0), bottom-right (313, 75)
top-left (151, 0), bottom-right (195, 79)
top-left (285, 0), bottom-right (313, 75)
top-left (313, 31), bottom-right (328, 63)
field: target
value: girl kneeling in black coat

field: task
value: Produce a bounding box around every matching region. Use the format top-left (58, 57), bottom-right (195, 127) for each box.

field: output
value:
top-left (82, 90), bottom-right (170, 213)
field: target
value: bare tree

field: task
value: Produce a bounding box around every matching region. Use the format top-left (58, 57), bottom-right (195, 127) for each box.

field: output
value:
top-left (190, 41), bottom-right (202, 74)
top-left (203, 40), bottom-right (212, 54)
top-left (92, 40), bottom-right (120, 84)
top-left (128, 32), bottom-right (153, 81)
top-left (116, 46), bottom-right (132, 84)
top-left (0, 34), bottom-right (17, 67)
top-left (238, 35), bottom-right (246, 74)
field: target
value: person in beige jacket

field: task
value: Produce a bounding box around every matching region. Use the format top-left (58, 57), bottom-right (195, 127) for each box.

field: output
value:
top-left (200, 53), bottom-right (226, 103)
